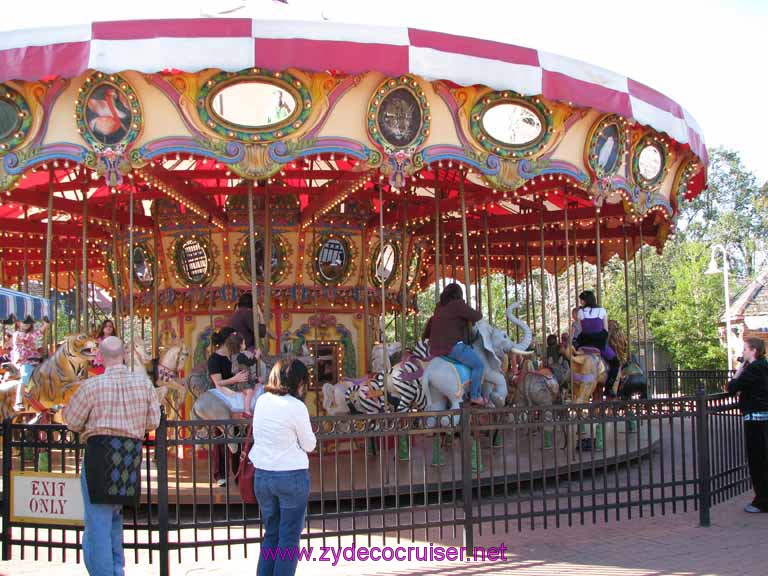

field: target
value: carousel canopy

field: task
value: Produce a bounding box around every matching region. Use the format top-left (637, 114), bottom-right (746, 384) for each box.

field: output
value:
top-left (0, 18), bottom-right (707, 293)
top-left (0, 19), bottom-right (705, 162)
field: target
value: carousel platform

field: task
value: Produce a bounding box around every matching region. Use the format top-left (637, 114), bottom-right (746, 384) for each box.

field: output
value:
top-left (145, 418), bottom-right (660, 506)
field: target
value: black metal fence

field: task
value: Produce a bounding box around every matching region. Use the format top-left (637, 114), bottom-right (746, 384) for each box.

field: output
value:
top-left (1, 382), bottom-right (751, 575)
top-left (648, 368), bottom-right (734, 397)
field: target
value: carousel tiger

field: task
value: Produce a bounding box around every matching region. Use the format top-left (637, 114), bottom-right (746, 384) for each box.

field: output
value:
top-left (0, 334), bottom-right (98, 420)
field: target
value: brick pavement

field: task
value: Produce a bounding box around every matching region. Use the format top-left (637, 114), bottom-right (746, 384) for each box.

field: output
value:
top-left (1, 500), bottom-right (765, 576)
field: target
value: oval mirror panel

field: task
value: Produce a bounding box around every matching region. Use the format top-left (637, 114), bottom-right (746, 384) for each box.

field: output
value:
top-left (595, 123), bottom-right (620, 173)
top-left (179, 239), bottom-right (210, 283)
top-left (132, 246), bottom-right (153, 287)
top-left (317, 238), bottom-right (349, 282)
top-left (374, 243), bottom-right (397, 284)
top-left (638, 144), bottom-right (663, 181)
top-left (0, 99), bottom-right (18, 141)
top-left (377, 88), bottom-right (422, 148)
top-left (482, 102), bottom-right (543, 146)
top-left (211, 81), bottom-right (296, 128)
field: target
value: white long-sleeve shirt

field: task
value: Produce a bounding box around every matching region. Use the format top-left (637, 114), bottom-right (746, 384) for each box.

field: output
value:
top-left (248, 392), bottom-right (317, 471)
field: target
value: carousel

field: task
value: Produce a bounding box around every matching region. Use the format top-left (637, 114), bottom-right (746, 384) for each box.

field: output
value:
top-left (0, 18), bottom-right (707, 496)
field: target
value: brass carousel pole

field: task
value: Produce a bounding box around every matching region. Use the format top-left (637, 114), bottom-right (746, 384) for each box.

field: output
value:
top-left (111, 196), bottom-right (122, 333)
top-left (595, 206), bottom-right (602, 305)
top-left (81, 179), bottom-right (89, 332)
top-left (247, 180), bottom-right (261, 351)
top-left (53, 257), bottom-right (59, 345)
top-left (475, 237), bottom-right (482, 316)
top-left (524, 231), bottom-right (531, 330)
top-left (378, 182), bottom-right (390, 378)
top-left (483, 210), bottom-right (492, 325)
top-left (573, 217), bottom-right (579, 299)
top-left (400, 196), bottom-right (408, 353)
top-left (458, 174), bottom-right (471, 306)
top-left (564, 202), bottom-right (572, 338)
top-left (503, 271), bottom-right (510, 334)
top-left (539, 208), bottom-right (547, 352)
top-left (362, 226), bottom-right (371, 369)
top-left (622, 218), bottom-right (631, 352)
top-left (44, 167), bottom-right (55, 350)
top-left (513, 259), bottom-right (520, 341)
top-left (264, 185), bottom-right (272, 352)
top-left (633, 237), bottom-right (641, 360)
top-left (152, 209), bottom-right (160, 371)
top-left (554, 261), bottom-right (561, 338)
top-left (128, 180), bottom-right (135, 370)
top-left (434, 185), bottom-right (441, 302)
top-left (639, 221), bottom-right (649, 369)
top-left (22, 208), bottom-right (28, 293)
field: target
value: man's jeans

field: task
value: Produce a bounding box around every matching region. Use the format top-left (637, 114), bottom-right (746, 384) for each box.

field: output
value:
top-left (80, 469), bottom-right (125, 576)
top-left (449, 341), bottom-right (485, 401)
top-left (254, 468), bottom-right (310, 576)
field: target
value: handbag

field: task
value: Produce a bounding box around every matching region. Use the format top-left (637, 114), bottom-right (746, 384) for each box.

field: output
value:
top-left (84, 435), bottom-right (143, 506)
top-left (235, 424), bottom-right (257, 504)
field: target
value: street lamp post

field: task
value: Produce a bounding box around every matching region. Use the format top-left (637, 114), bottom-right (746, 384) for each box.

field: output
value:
top-left (706, 244), bottom-right (733, 371)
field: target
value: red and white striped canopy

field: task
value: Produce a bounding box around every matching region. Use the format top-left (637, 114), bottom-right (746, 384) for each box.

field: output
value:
top-left (0, 18), bottom-right (706, 163)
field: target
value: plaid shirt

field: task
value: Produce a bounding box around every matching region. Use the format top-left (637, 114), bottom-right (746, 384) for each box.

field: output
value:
top-left (63, 364), bottom-right (161, 441)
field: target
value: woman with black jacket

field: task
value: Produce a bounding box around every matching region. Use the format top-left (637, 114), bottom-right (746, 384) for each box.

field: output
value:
top-left (727, 337), bottom-right (768, 513)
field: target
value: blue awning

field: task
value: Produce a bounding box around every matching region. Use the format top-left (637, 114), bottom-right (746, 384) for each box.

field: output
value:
top-left (0, 287), bottom-right (51, 321)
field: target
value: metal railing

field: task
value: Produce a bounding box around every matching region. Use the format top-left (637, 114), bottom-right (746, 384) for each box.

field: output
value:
top-left (1, 384), bottom-right (750, 575)
top-left (648, 368), bottom-right (734, 397)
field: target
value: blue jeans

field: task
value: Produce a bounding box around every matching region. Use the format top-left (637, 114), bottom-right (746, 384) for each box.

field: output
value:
top-left (255, 468), bottom-right (310, 576)
top-left (80, 469), bottom-right (125, 576)
top-left (449, 342), bottom-right (485, 401)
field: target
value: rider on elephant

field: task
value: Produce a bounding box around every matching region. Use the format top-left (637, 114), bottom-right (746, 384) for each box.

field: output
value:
top-left (422, 283), bottom-right (486, 406)
top-left (574, 290), bottom-right (620, 398)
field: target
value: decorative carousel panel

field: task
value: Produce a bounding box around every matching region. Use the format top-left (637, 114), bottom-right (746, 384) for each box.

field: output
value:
top-left (632, 134), bottom-right (669, 189)
top-left (236, 231), bottom-right (291, 284)
top-left (131, 243), bottom-right (154, 289)
top-left (75, 72), bottom-right (143, 148)
top-left (171, 235), bottom-right (216, 287)
top-left (0, 85), bottom-right (32, 152)
top-left (470, 92), bottom-right (551, 158)
top-left (367, 76), bottom-right (430, 152)
top-left (310, 233), bottom-right (355, 286)
top-left (370, 240), bottom-right (400, 288)
top-left (585, 114), bottom-right (628, 178)
top-left (197, 69), bottom-right (312, 142)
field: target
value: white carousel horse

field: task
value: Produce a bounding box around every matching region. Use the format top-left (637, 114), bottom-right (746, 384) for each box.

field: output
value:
top-left (127, 335), bottom-right (184, 416)
top-left (154, 341), bottom-right (189, 418)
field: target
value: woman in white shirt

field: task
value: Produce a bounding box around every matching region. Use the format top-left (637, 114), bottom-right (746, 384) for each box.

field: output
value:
top-left (249, 358), bottom-right (316, 576)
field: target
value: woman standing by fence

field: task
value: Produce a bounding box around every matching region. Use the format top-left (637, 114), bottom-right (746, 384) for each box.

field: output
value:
top-left (249, 358), bottom-right (316, 576)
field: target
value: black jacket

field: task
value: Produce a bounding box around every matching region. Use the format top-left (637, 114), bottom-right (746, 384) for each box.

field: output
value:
top-left (727, 357), bottom-right (768, 414)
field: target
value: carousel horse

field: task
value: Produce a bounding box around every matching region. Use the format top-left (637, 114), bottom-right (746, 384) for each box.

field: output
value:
top-left (157, 341), bottom-right (189, 416)
top-left (565, 320), bottom-right (628, 403)
top-left (0, 334), bottom-right (98, 421)
top-left (126, 335), bottom-right (185, 418)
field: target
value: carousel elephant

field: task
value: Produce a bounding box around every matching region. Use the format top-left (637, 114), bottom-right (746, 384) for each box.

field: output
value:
top-left (413, 303), bottom-right (533, 416)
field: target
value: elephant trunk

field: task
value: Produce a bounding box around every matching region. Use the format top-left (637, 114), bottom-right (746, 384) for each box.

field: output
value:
top-left (506, 303), bottom-right (533, 352)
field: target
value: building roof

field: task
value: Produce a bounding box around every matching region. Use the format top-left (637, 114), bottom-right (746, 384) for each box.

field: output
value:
top-left (723, 268), bottom-right (768, 327)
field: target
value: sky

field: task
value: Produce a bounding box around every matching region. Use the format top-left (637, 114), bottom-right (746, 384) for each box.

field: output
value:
top-left (1, 0), bottom-right (765, 181)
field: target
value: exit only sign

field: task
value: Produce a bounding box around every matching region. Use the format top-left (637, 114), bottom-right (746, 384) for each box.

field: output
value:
top-left (10, 471), bottom-right (84, 526)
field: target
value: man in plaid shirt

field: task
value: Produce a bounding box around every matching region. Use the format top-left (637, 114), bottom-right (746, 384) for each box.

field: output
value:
top-left (63, 336), bottom-right (161, 576)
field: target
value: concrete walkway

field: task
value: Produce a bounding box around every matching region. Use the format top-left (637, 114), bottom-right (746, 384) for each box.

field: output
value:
top-left (1, 500), bottom-right (765, 576)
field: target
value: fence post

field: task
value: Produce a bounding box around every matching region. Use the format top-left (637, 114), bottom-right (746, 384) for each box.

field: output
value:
top-left (155, 414), bottom-right (170, 576)
top-left (2, 418), bottom-right (12, 560)
top-left (460, 402), bottom-right (474, 553)
top-left (667, 365), bottom-right (674, 397)
top-left (695, 382), bottom-right (711, 527)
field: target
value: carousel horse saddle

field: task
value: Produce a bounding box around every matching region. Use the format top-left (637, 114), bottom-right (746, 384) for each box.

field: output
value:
top-left (575, 346), bottom-right (602, 356)
top-left (438, 356), bottom-right (472, 384)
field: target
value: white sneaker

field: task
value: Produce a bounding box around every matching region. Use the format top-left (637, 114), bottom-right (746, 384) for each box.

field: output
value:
top-left (216, 478), bottom-right (227, 488)
top-left (744, 504), bottom-right (764, 513)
